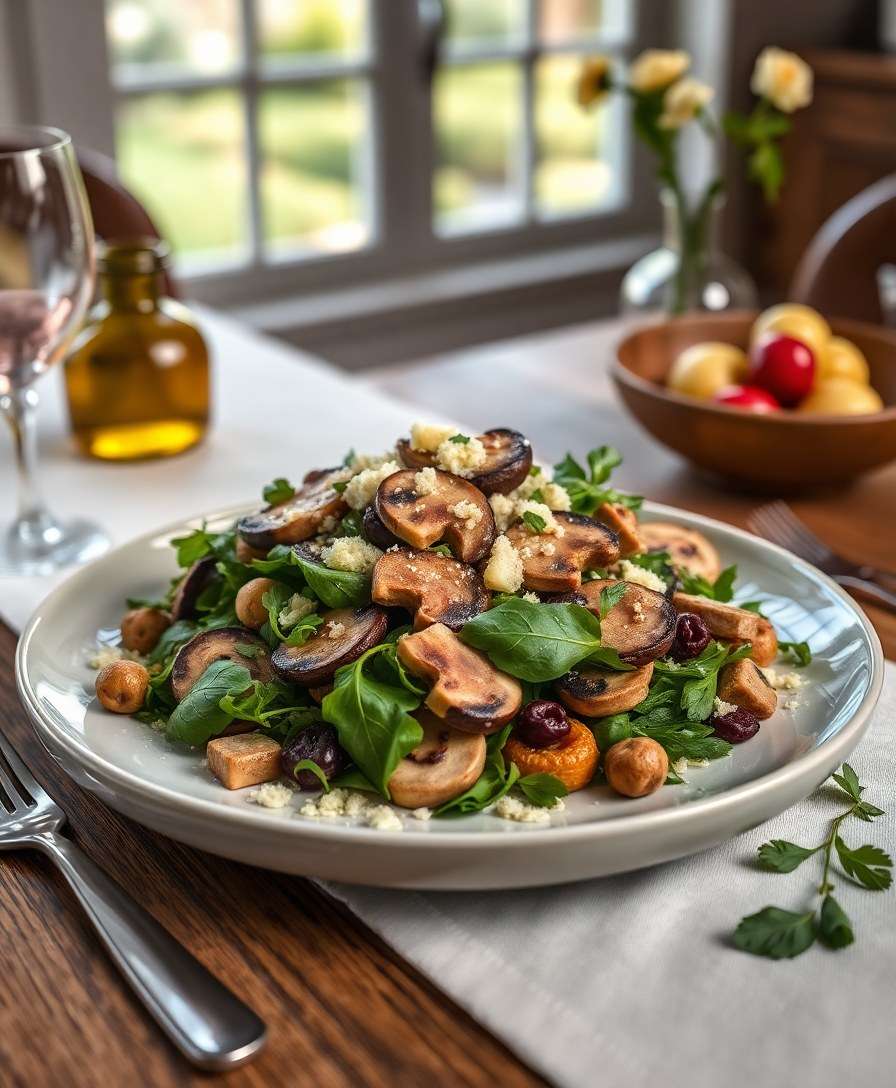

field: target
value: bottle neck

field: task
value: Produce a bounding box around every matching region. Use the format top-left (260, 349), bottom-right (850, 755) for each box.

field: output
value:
top-left (102, 273), bottom-right (162, 313)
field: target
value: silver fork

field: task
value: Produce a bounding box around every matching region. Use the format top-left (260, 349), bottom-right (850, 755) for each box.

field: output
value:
top-left (0, 727), bottom-right (266, 1070)
top-left (748, 502), bottom-right (896, 613)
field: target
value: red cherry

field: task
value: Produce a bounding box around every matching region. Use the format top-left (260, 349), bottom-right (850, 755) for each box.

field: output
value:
top-left (713, 384), bottom-right (782, 413)
top-left (748, 334), bottom-right (815, 406)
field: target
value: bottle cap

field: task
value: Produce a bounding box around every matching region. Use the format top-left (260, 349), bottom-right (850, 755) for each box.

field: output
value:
top-left (98, 237), bottom-right (171, 276)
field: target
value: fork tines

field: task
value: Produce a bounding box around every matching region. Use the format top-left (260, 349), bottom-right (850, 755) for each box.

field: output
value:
top-left (0, 729), bottom-right (46, 811)
top-left (747, 502), bottom-right (833, 565)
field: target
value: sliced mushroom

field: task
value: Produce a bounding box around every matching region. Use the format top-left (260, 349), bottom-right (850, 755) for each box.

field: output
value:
top-left (672, 592), bottom-right (761, 642)
top-left (372, 548), bottom-right (490, 630)
top-left (505, 512), bottom-right (620, 593)
top-left (170, 556), bottom-right (217, 621)
top-left (595, 503), bottom-right (644, 557)
top-left (237, 467), bottom-right (347, 551)
top-left (727, 617), bottom-right (778, 667)
top-left (362, 506), bottom-right (402, 550)
top-left (396, 623), bottom-right (522, 734)
top-left (571, 579), bottom-right (677, 667)
top-left (717, 659), bottom-right (777, 720)
top-left (271, 606), bottom-right (388, 686)
top-left (375, 469), bottom-right (495, 563)
top-left (555, 662), bottom-right (654, 718)
top-left (639, 522), bottom-right (721, 581)
top-left (397, 428), bottom-right (532, 495)
top-left (170, 627), bottom-right (273, 702)
top-left (387, 709), bottom-right (487, 809)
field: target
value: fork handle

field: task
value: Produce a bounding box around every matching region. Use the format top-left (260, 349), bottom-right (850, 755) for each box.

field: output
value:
top-left (856, 566), bottom-right (896, 594)
top-left (835, 574), bottom-right (896, 614)
top-left (32, 831), bottom-right (266, 1070)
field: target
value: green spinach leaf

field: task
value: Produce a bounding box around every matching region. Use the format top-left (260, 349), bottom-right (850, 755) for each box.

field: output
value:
top-left (166, 660), bottom-right (252, 745)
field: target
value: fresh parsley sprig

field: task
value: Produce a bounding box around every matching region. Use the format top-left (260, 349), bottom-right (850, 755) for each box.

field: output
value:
top-left (262, 477), bottom-right (296, 506)
top-left (778, 640), bottom-right (812, 667)
top-left (734, 764), bottom-right (891, 959)
top-left (552, 446), bottom-right (642, 516)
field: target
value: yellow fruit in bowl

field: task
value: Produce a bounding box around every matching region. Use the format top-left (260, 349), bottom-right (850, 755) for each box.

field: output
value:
top-left (797, 378), bottom-right (884, 416)
top-left (817, 337), bottom-right (870, 385)
top-left (750, 303), bottom-right (831, 357)
top-left (667, 342), bottom-right (749, 400)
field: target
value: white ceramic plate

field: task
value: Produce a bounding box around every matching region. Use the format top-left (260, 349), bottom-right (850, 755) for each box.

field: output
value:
top-left (16, 502), bottom-right (883, 890)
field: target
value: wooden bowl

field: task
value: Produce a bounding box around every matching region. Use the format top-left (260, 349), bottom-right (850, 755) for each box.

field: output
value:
top-left (612, 311), bottom-right (896, 489)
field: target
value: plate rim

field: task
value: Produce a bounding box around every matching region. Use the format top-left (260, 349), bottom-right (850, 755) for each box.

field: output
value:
top-left (16, 500), bottom-right (885, 849)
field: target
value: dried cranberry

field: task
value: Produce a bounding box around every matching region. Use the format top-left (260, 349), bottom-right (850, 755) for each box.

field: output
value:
top-left (516, 700), bottom-right (570, 749)
top-left (281, 722), bottom-right (348, 788)
top-left (711, 707), bottom-right (760, 744)
top-left (670, 612), bottom-right (711, 661)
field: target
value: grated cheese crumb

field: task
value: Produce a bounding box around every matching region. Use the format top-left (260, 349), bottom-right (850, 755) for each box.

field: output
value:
top-left (411, 807), bottom-right (432, 821)
top-left (87, 644), bottom-right (145, 669)
top-left (435, 435), bottom-right (487, 477)
top-left (248, 782), bottom-right (293, 809)
top-left (410, 422), bottom-right (456, 452)
top-left (762, 667), bottom-right (806, 691)
top-left (320, 536), bottom-right (383, 574)
top-left (483, 534), bottom-right (524, 593)
top-left (495, 793), bottom-right (565, 823)
top-left (367, 805), bottom-right (404, 831)
top-left (450, 499), bottom-right (483, 527)
top-left (522, 591), bottom-right (540, 603)
top-left (618, 559), bottom-right (667, 593)
top-left (325, 620), bottom-right (346, 640)
top-left (413, 466), bottom-right (439, 496)
top-left (518, 500), bottom-right (563, 535)
top-left (343, 460), bottom-right (400, 510)
top-left (714, 697), bottom-right (738, 717)
top-left (279, 593), bottom-right (315, 628)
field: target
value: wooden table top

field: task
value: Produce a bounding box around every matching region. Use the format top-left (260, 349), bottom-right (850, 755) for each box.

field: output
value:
top-left (1, 315), bottom-right (893, 1088)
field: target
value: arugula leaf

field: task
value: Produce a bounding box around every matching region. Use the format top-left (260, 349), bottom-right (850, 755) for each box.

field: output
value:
top-left (779, 641), bottom-right (812, 668)
top-left (633, 720), bottom-right (731, 764)
top-left (678, 564), bottom-right (737, 602)
top-left (593, 714), bottom-right (633, 752)
top-left (599, 582), bottom-right (627, 619)
top-left (818, 895), bottom-right (854, 949)
top-left (435, 762), bottom-right (520, 817)
top-left (522, 510), bottom-right (547, 534)
top-left (262, 477), bottom-right (295, 505)
top-left (835, 838), bottom-right (893, 891)
top-left (757, 839), bottom-right (818, 873)
top-left (219, 679), bottom-right (315, 734)
top-left (260, 584), bottom-right (294, 644)
top-left (293, 759), bottom-right (330, 792)
top-left (517, 773), bottom-right (568, 808)
top-left (170, 526), bottom-right (216, 568)
top-left (733, 907), bottom-right (816, 959)
top-left (291, 552), bottom-right (371, 608)
top-left (552, 446), bottom-right (642, 516)
top-left (166, 660), bottom-right (251, 745)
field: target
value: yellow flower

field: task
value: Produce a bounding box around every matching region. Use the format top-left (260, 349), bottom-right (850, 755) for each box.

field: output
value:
top-left (658, 77), bottom-right (715, 129)
top-left (751, 47), bottom-right (813, 112)
top-left (576, 55), bottom-right (612, 108)
top-left (629, 49), bottom-right (690, 93)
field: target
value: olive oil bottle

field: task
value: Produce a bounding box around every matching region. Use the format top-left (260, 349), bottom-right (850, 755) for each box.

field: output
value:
top-left (64, 240), bottom-right (210, 460)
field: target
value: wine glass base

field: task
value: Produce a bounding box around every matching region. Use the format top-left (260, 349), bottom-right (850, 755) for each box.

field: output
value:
top-left (1, 516), bottom-right (110, 576)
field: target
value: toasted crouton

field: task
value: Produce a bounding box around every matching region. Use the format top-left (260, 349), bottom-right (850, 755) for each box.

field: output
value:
top-left (207, 733), bottom-right (282, 790)
top-left (672, 592), bottom-right (761, 642)
top-left (717, 659), bottom-right (777, 720)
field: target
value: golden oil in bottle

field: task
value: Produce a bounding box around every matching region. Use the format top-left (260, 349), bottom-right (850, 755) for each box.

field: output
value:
top-left (64, 239), bottom-right (210, 460)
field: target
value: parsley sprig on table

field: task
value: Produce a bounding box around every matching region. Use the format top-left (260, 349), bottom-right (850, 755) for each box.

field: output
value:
top-left (734, 764), bottom-right (892, 959)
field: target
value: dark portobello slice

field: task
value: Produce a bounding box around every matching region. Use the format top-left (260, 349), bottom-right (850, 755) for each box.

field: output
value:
top-left (375, 469), bottom-right (495, 563)
top-left (505, 511), bottom-right (620, 593)
top-left (572, 578), bottom-right (677, 667)
top-left (237, 466), bottom-right (347, 551)
top-left (170, 627), bottom-right (273, 702)
top-left (271, 606), bottom-right (388, 687)
top-left (555, 662), bottom-right (654, 718)
top-left (372, 548), bottom-right (490, 630)
top-left (362, 505), bottom-right (403, 550)
top-left (397, 428), bottom-right (533, 495)
top-left (170, 556), bottom-right (217, 621)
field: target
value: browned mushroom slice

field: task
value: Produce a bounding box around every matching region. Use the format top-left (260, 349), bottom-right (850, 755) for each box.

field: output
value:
top-left (726, 617), bottom-right (778, 667)
top-left (375, 469), bottom-right (495, 563)
top-left (505, 512), bottom-right (620, 593)
top-left (271, 606), bottom-right (388, 686)
top-left (595, 503), bottom-right (644, 557)
top-left (639, 522), bottom-right (721, 581)
top-left (237, 466), bottom-right (347, 551)
top-left (717, 659), bottom-right (777, 720)
top-left (555, 662), bottom-right (653, 718)
top-left (573, 579), bottom-right (677, 666)
top-left (397, 428), bottom-right (533, 495)
top-left (672, 592), bottom-right (760, 642)
top-left (362, 506), bottom-right (403, 550)
top-left (170, 627), bottom-right (273, 702)
top-left (372, 548), bottom-right (490, 630)
top-left (170, 556), bottom-right (217, 621)
top-left (396, 623), bottom-right (522, 734)
top-left (388, 710), bottom-right (487, 809)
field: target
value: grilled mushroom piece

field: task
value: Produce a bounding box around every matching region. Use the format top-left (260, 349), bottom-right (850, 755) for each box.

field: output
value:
top-left (396, 623), bottom-right (522, 734)
top-left (237, 467), bottom-right (347, 551)
top-left (372, 548), bottom-right (490, 630)
top-left (505, 511), bottom-right (620, 593)
top-left (717, 659), bottom-right (777, 720)
top-left (595, 503), bottom-right (644, 557)
top-left (672, 592), bottom-right (761, 642)
top-left (170, 556), bottom-right (217, 621)
top-left (375, 469), bottom-right (495, 563)
top-left (639, 522), bottom-right (721, 581)
top-left (171, 627), bottom-right (273, 702)
top-left (397, 428), bottom-right (532, 495)
top-left (388, 710), bottom-right (487, 809)
top-left (362, 506), bottom-right (403, 550)
top-left (555, 662), bottom-right (654, 718)
top-left (568, 579), bottom-right (677, 667)
top-left (271, 606), bottom-right (389, 686)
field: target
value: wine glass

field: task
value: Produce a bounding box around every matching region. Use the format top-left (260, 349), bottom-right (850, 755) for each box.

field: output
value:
top-left (0, 126), bottom-right (109, 574)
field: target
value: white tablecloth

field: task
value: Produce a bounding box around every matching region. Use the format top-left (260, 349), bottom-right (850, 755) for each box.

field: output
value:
top-left (2, 309), bottom-right (893, 1088)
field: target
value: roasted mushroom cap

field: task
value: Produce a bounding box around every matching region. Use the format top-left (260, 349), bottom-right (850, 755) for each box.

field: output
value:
top-left (672, 592), bottom-right (760, 642)
top-left (372, 548), bottom-right (490, 630)
top-left (170, 627), bottom-right (273, 702)
top-left (237, 467), bottom-right (347, 551)
top-left (397, 428), bottom-right (532, 495)
top-left (639, 522), bottom-right (721, 581)
top-left (388, 710), bottom-right (487, 809)
top-left (375, 469), bottom-right (495, 563)
top-left (572, 579), bottom-right (677, 667)
top-left (505, 512), bottom-right (620, 593)
top-left (555, 662), bottom-right (654, 718)
top-left (362, 506), bottom-right (402, 550)
top-left (594, 503), bottom-right (644, 558)
top-left (396, 623), bottom-right (522, 734)
top-left (271, 606), bottom-right (389, 686)
top-left (170, 556), bottom-right (217, 621)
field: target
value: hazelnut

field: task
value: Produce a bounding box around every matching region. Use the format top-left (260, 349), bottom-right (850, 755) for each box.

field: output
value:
top-left (95, 660), bottom-right (150, 714)
top-left (120, 607), bottom-right (171, 654)
top-left (604, 737), bottom-right (669, 798)
top-left (235, 577), bottom-right (277, 630)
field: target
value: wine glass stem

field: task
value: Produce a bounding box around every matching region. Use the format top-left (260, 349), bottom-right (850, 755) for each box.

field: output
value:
top-left (2, 386), bottom-right (50, 531)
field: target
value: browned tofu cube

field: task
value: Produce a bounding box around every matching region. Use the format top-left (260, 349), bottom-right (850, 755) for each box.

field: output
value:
top-left (728, 617), bottom-right (778, 667)
top-left (207, 733), bottom-right (282, 790)
top-left (717, 659), bottom-right (777, 720)
top-left (596, 503), bottom-right (644, 557)
top-left (672, 593), bottom-right (761, 642)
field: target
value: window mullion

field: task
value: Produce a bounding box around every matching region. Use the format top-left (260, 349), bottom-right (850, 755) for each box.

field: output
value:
top-left (239, 0), bottom-right (264, 269)
top-left (522, 0), bottom-right (538, 223)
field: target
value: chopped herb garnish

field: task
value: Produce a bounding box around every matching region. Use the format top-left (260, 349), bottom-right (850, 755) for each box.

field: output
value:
top-left (522, 510), bottom-right (547, 534)
top-left (553, 446), bottom-right (642, 515)
top-left (262, 477), bottom-right (295, 505)
top-left (449, 433), bottom-right (470, 444)
top-left (778, 640), bottom-right (812, 667)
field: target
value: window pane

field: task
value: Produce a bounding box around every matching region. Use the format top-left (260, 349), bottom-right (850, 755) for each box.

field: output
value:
top-left (257, 0), bottom-right (367, 63)
top-left (105, 0), bottom-right (240, 79)
top-left (433, 63), bottom-right (524, 235)
top-left (116, 90), bottom-right (249, 264)
top-left (259, 82), bottom-right (371, 257)
top-left (444, 0), bottom-right (526, 48)
top-left (534, 54), bottom-right (615, 217)
top-left (538, 0), bottom-right (629, 44)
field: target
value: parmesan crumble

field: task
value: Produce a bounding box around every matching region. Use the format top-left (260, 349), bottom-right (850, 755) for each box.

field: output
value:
top-left (761, 667), bottom-right (806, 691)
top-left (248, 782), bottom-right (293, 809)
top-left (325, 620), bottom-right (346, 640)
top-left (343, 460), bottom-right (400, 510)
top-left (495, 794), bottom-right (565, 823)
top-left (518, 500), bottom-right (563, 535)
top-left (413, 466), bottom-right (439, 496)
top-left (713, 697), bottom-right (738, 717)
top-left (450, 499), bottom-right (483, 527)
top-left (618, 559), bottom-right (667, 593)
top-left (483, 534), bottom-right (524, 593)
top-left (320, 536), bottom-right (383, 574)
top-left (410, 422), bottom-right (456, 452)
top-left (435, 435), bottom-right (487, 477)
top-left (279, 593), bottom-right (315, 628)
top-left (298, 788), bottom-right (404, 830)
